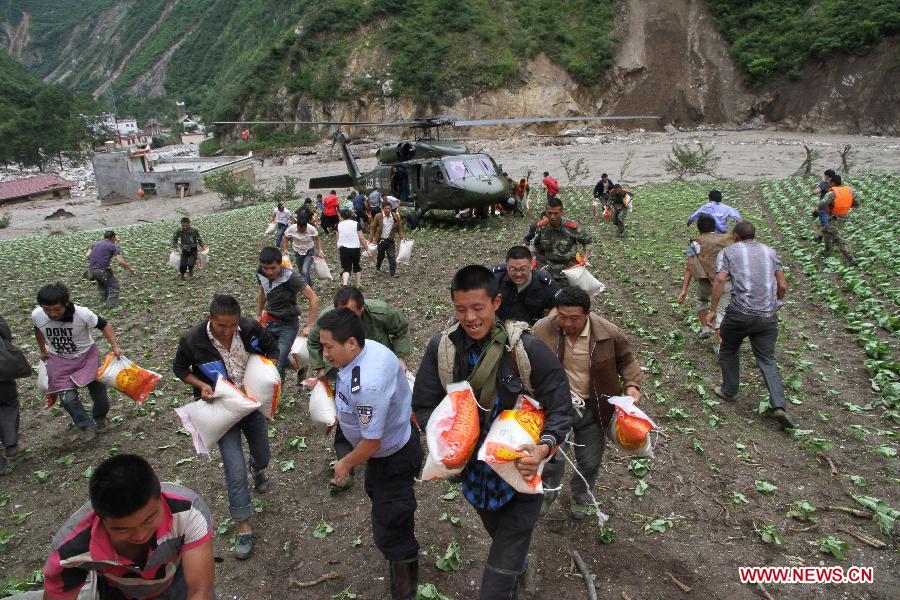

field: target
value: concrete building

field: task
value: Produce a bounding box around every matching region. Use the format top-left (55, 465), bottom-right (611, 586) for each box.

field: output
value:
top-left (92, 142), bottom-right (255, 205)
top-left (116, 119), bottom-right (138, 135)
top-left (0, 175), bottom-right (75, 206)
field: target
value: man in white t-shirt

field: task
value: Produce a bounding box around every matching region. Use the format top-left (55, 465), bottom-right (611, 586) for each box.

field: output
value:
top-left (281, 215), bottom-right (324, 285)
top-left (31, 283), bottom-right (123, 441)
top-left (271, 202), bottom-right (293, 249)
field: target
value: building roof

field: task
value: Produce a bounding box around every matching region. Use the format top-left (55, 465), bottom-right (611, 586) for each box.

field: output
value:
top-left (0, 175), bottom-right (76, 203)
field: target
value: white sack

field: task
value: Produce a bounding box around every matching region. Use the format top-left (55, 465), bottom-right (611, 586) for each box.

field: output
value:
top-left (244, 354), bottom-right (282, 420)
top-left (288, 336), bottom-right (310, 370)
top-left (563, 264), bottom-right (606, 296)
top-left (313, 256), bottom-right (333, 281)
top-left (168, 251), bottom-right (181, 270)
top-left (175, 375), bottom-right (261, 454)
top-left (396, 239), bottom-right (414, 265)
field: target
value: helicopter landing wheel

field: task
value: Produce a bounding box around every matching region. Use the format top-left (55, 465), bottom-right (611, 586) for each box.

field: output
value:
top-left (406, 210), bottom-right (424, 229)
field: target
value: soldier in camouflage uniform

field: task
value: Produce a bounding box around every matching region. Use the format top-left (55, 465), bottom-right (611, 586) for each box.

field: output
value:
top-left (606, 184), bottom-right (629, 237)
top-left (532, 196), bottom-right (592, 285)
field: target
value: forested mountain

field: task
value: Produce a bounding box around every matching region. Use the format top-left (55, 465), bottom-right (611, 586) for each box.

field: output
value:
top-left (1, 0), bottom-right (898, 134)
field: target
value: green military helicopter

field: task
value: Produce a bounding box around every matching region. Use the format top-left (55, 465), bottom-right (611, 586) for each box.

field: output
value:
top-left (214, 115), bottom-right (658, 227)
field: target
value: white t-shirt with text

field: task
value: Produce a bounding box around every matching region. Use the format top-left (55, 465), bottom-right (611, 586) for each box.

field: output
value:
top-left (31, 305), bottom-right (100, 357)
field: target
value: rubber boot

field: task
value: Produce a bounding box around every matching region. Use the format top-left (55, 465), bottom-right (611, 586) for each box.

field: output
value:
top-left (389, 558), bottom-right (418, 600)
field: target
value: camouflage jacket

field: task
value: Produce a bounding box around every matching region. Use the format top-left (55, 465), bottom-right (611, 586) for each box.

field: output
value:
top-left (534, 219), bottom-right (592, 264)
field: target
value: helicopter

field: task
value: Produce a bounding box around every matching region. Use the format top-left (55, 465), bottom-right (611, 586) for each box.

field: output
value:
top-left (213, 115), bottom-right (659, 227)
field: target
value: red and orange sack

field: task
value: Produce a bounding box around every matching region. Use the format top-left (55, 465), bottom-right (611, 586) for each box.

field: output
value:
top-left (606, 396), bottom-right (656, 457)
top-left (96, 353), bottom-right (162, 403)
top-left (421, 382), bottom-right (480, 480)
top-left (477, 394), bottom-right (549, 494)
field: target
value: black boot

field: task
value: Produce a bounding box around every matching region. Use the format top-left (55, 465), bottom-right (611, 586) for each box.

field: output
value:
top-left (389, 558), bottom-right (418, 600)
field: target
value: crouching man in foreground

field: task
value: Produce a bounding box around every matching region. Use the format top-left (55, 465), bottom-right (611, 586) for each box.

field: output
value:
top-left (41, 454), bottom-right (215, 599)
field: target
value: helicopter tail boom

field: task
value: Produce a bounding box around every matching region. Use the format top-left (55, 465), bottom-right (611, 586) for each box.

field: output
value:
top-left (308, 174), bottom-right (355, 189)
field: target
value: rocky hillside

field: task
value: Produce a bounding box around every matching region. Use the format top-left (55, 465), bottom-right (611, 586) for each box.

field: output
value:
top-left (2, 0), bottom-right (898, 134)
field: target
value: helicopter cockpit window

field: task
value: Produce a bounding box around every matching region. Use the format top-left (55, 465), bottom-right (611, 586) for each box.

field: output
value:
top-left (444, 160), bottom-right (467, 181)
top-left (444, 157), bottom-right (498, 181)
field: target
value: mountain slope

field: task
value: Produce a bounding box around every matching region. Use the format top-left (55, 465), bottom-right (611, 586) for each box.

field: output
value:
top-left (1, 0), bottom-right (898, 133)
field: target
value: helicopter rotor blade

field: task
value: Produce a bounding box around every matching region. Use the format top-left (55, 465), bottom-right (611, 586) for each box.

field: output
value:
top-left (212, 120), bottom-right (422, 127)
top-left (450, 115), bottom-right (660, 127)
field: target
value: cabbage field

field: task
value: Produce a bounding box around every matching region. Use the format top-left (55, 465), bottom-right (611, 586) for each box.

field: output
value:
top-left (0, 173), bottom-right (897, 599)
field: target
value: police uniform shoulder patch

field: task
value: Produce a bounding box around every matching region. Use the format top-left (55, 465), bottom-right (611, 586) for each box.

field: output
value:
top-left (563, 220), bottom-right (579, 228)
top-left (536, 218), bottom-right (549, 227)
top-left (357, 405), bottom-right (373, 425)
top-left (351, 365), bottom-right (361, 393)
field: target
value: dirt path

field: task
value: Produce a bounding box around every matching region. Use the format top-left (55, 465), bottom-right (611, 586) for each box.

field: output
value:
top-left (1, 129), bottom-right (898, 241)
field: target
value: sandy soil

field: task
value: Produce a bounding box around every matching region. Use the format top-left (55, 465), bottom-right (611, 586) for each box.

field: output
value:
top-left (1, 128), bottom-right (898, 240)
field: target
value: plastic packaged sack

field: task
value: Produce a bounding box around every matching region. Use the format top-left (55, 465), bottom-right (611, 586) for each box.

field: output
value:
top-left (288, 336), bottom-right (309, 370)
top-left (563, 264), bottom-right (606, 296)
top-left (96, 353), bottom-right (162, 403)
top-left (265, 222), bottom-right (276, 236)
top-left (198, 247), bottom-right (209, 269)
top-left (244, 354), bottom-right (282, 420)
top-left (397, 239), bottom-right (414, 265)
top-left (365, 241), bottom-right (378, 261)
top-left (421, 382), bottom-right (480, 480)
top-left (477, 395), bottom-right (547, 494)
top-left (624, 193), bottom-right (634, 212)
top-left (602, 206), bottom-right (612, 222)
top-left (175, 375), bottom-right (261, 454)
top-left (281, 254), bottom-right (293, 270)
top-left (606, 395), bottom-right (656, 458)
top-left (405, 371), bottom-right (415, 392)
top-left (36, 360), bottom-right (49, 395)
top-left (313, 256), bottom-right (333, 281)
top-left (168, 250), bottom-right (181, 270)
top-left (303, 377), bottom-right (337, 429)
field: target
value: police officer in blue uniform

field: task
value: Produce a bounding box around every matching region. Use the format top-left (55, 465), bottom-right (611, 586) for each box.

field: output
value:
top-left (318, 308), bottom-right (421, 600)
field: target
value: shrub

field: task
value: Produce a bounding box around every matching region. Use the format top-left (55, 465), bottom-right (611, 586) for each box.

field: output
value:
top-left (663, 143), bottom-right (721, 180)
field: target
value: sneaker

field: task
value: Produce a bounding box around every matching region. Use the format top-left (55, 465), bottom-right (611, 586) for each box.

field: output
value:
top-left (713, 386), bottom-right (738, 402)
top-left (770, 408), bottom-right (797, 430)
top-left (699, 325), bottom-right (712, 339)
top-left (80, 427), bottom-right (97, 442)
top-left (4, 444), bottom-right (23, 457)
top-left (252, 469), bottom-right (269, 494)
top-left (95, 419), bottom-right (109, 433)
top-left (391, 273), bottom-right (400, 278)
top-left (329, 472), bottom-right (354, 491)
top-left (234, 533), bottom-right (254, 560)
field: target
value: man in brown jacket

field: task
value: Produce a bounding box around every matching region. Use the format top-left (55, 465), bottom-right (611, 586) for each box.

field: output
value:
top-left (533, 287), bottom-right (642, 520)
top-left (369, 201), bottom-right (404, 278)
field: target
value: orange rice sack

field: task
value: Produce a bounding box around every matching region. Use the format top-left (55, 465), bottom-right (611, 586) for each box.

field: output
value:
top-left (421, 382), bottom-right (480, 480)
top-left (96, 353), bottom-right (162, 403)
top-left (244, 354), bottom-right (282, 420)
top-left (281, 254), bottom-right (293, 270)
top-left (477, 395), bottom-right (548, 494)
top-left (606, 395), bottom-right (656, 458)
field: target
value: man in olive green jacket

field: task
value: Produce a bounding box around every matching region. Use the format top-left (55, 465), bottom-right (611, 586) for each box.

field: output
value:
top-left (307, 286), bottom-right (412, 489)
top-left (532, 287), bottom-right (642, 519)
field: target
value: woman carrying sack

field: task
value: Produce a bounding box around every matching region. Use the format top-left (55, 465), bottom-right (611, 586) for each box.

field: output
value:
top-left (336, 209), bottom-right (370, 287)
